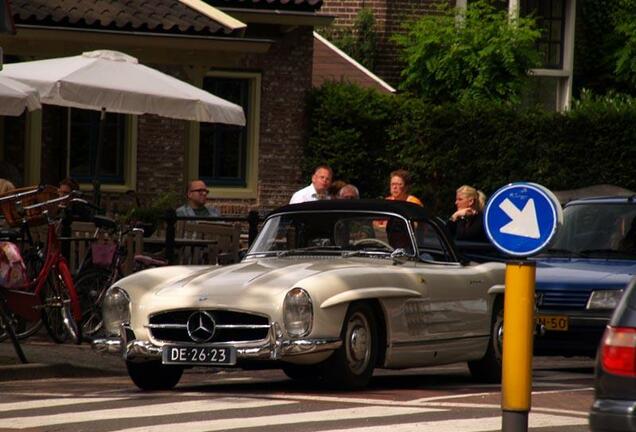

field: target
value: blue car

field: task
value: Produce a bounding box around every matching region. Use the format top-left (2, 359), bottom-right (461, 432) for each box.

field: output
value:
top-left (534, 196), bottom-right (636, 357)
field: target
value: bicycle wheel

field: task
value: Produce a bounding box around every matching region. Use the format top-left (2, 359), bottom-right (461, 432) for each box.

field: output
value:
top-left (0, 300), bottom-right (28, 363)
top-left (0, 246), bottom-right (44, 342)
top-left (40, 272), bottom-right (81, 344)
top-left (0, 310), bottom-right (42, 342)
top-left (75, 267), bottom-right (112, 339)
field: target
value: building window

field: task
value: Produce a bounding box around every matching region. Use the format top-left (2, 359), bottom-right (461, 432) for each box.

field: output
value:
top-left (521, 0), bottom-right (566, 69)
top-left (199, 77), bottom-right (249, 187)
top-left (68, 109), bottom-right (126, 184)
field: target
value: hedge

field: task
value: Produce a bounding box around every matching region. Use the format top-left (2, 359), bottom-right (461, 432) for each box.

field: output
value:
top-left (306, 82), bottom-right (636, 216)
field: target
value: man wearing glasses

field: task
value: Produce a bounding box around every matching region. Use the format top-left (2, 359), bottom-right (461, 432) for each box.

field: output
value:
top-left (176, 179), bottom-right (221, 217)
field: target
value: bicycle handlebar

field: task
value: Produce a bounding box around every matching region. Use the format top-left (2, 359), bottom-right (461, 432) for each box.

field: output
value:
top-left (20, 195), bottom-right (70, 212)
top-left (0, 185), bottom-right (46, 204)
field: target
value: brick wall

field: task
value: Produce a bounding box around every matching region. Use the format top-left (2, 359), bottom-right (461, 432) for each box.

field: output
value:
top-left (136, 114), bottom-right (187, 199)
top-left (135, 27), bottom-right (315, 217)
top-left (320, 0), bottom-right (449, 86)
top-left (222, 26), bottom-right (314, 214)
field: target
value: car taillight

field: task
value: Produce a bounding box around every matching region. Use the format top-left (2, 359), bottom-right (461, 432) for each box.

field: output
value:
top-left (600, 326), bottom-right (636, 377)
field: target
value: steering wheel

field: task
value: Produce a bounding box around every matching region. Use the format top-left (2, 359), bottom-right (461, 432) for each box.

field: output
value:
top-left (352, 238), bottom-right (394, 252)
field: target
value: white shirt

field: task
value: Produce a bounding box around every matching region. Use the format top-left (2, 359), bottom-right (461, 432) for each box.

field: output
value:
top-left (289, 184), bottom-right (330, 204)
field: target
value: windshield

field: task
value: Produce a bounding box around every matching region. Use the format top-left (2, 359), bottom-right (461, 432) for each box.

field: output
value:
top-left (545, 203), bottom-right (636, 259)
top-left (247, 211), bottom-right (415, 257)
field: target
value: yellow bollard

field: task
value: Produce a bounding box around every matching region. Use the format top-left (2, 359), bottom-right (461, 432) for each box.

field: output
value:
top-left (502, 261), bottom-right (536, 432)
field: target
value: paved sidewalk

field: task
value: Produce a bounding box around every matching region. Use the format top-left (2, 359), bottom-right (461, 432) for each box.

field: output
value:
top-left (0, 330), bottom-right (126, 381)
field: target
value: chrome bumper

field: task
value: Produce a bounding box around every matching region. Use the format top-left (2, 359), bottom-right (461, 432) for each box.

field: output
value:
top-left (92, 322), bottom-right (342, 362)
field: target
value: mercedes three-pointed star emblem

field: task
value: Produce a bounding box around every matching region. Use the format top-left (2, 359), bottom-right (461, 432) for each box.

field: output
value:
top-left (186, 311), bottom-right (216, 343)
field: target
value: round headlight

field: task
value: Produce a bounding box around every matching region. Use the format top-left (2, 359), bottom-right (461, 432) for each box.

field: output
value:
top-left (283, 288), bottom-right (313, 337)
top-left (102, 286), bottom-right (131, 336)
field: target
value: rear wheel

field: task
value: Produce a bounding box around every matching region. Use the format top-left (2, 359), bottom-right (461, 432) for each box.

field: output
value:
top-left (127, 361), bottom-right (183, 391)
top-left (321, 302), bottom-right (378, 389)
top-left (40, 273), bottom-right (81, 344)
top-left (468, 297), bottom-right (503, 382)
top-left (75, 268), bottom-right (112, 340)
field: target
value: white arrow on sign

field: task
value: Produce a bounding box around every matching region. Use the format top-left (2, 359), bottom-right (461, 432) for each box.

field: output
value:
top-left (498, 198), bottom-right (541, 239)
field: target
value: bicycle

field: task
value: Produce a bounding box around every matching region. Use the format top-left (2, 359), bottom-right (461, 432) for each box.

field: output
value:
top-left (0, 225), bottom-right (45, 342)
top-left (75, 216), bottom-right (160, 339)
top-left (0, 190), bottom-right (82, 344)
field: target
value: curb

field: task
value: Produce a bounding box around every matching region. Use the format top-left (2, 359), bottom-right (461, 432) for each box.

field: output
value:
top-left (0, 362), bottom-right (125, 381)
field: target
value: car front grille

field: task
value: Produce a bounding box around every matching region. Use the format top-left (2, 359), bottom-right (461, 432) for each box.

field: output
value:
top-left (147, 310), bottom-right (270, 343)
top-left (538, 289), bottom-right (590, 309)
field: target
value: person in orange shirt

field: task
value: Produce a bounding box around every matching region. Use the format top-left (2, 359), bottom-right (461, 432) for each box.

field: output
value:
top-left (386, 169), bottom-right (423, 206)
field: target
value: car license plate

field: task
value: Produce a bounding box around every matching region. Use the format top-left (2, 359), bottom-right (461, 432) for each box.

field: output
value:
top-left (162, 346), bottom-right (236, 365)
top-left (536, 315), bottom-right (569, 331)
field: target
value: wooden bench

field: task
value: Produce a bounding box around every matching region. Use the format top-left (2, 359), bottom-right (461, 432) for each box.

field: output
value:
top-left (183, 221), bottom-right (241, 265)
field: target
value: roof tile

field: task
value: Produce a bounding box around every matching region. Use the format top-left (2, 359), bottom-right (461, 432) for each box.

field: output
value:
top-left (10, 0), bottom-right (243, 36)
top-left (207, 0), bottom-right (322, 12)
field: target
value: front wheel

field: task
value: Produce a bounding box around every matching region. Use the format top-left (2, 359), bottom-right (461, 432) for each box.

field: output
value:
top-left (127, 361), bottom-right (184, 391)
top-left (468, 297), bottom-right (503, 383)
top-left (321, 302), bottom-right (378, 389)
top-left (40, 273), bottom-right (81, 345)
top-left (75, 268), bottom-right (112, 340)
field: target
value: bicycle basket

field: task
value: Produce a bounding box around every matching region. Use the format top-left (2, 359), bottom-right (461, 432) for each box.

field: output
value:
top-left (0, 185), bottom-right (61, 227)
top-left (91, 242), bottom-right (116, 267)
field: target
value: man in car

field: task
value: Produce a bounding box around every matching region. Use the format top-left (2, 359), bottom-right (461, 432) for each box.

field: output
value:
top-left (289, 165), bottom-right (333, 204)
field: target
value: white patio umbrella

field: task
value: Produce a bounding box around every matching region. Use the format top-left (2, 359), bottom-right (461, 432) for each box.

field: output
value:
top-left (0, 50), bottom-right (245, 203)
top-left (0, 75), bottom-right (41, 116)
top-left (0, 50), bottom-right (245, 125)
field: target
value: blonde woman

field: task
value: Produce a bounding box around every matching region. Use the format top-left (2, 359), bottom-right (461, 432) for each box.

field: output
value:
top-left (448, 185), bottom-right (488, 242)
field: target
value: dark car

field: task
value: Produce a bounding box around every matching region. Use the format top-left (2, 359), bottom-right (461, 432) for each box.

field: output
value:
top-left (589, 276), bottom-right (636, 432)
top-left (534, 197), bottom-right (636, 357)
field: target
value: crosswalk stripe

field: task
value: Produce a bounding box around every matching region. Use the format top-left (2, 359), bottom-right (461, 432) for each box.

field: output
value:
top-left (0, 398), bottom-right (294, 429)
top-left (318, 413), bottom-right (588, 432)
top-left (0, 397), bottom-right (127, 413)
top-left (116, 406), bottom-right (442, 432)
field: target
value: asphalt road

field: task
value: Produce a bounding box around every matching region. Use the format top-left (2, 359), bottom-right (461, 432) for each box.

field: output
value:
top-left (0, 333), bottom-right (595, 432)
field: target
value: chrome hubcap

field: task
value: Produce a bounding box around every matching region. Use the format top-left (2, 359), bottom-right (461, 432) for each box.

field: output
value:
top-left (346, 312), bottom-right (371, 375)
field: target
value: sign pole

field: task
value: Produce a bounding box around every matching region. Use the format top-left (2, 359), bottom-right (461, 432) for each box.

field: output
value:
top-left (483, 182), bottom-right (562, 432)
top-left (501, 260), bottom-right (536, 432)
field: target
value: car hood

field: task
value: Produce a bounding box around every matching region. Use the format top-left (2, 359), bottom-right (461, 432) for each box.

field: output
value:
top-left (535, 258), bottom-right (636, 290)
top-left (152, 258), bottom-right (337, 299)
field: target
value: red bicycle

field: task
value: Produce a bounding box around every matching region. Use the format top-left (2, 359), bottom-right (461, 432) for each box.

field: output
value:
top-left (0, 190), bottom-right (82, 344)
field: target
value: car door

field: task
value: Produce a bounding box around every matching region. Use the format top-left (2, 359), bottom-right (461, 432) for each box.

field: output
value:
top-left (412, 220), bottom-right (491, 344)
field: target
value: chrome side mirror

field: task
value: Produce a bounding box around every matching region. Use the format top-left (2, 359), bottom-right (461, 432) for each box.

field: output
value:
top-left (391, 248), bottom-right (409, 265)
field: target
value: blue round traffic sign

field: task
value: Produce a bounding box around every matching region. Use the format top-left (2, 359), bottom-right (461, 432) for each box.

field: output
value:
top-left (484, 182), bottom-right (563, 257)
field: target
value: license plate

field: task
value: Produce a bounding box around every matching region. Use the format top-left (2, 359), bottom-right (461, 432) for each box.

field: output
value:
top-left (162, 346), bottom-right (236, 365)
top-left (536, 315), bottom-right (569, 331)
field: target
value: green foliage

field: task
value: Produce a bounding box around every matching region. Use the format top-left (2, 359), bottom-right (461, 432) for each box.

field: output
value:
top-left (613, 0), bottom-right (636, 88)
top-left (574, 0), bottom-right (624, 95)
top-left (305, 82), bottom-right (399, 198)
top-left (308, 82), bottom-right (636, 216)
top-left (318, 8), bottom-right (378, 71)
top-left (393, 0), bottom-right (541, 105)
top-left (125, 191), bottom-right (181, 226)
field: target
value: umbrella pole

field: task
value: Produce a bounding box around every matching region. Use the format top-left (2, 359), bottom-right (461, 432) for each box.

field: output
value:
top-left (93, 107), bottom-right (105, 207)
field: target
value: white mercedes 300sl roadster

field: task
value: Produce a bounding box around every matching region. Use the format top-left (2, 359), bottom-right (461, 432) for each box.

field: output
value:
top-left (94, 199), bottom-right (505, 390)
